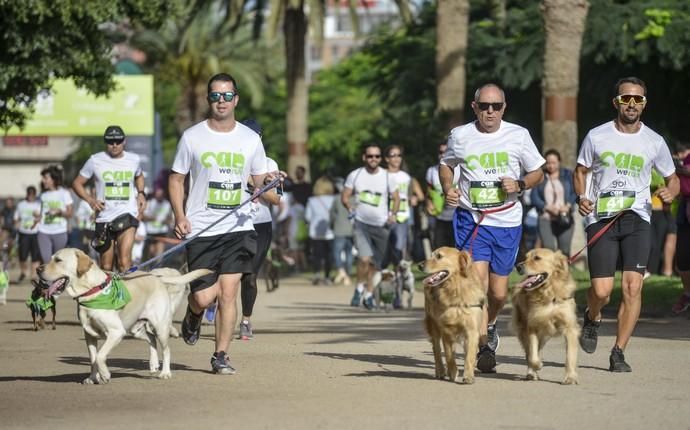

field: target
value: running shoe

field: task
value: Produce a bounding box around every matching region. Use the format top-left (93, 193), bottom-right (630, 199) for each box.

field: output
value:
top-left (239, 320), bottom-right (253, 340)
top-left (487, 323), bottom-right (500, 352)
top-left (609, 346), bottom-right (632, 372)
top-left (363, 295), bottom-right (376, 310)
top-left (181, 305), bottom-right (202, 346)
top-left (350, 289), bottom-right (362, 307)
top-left (211, 351), bottom-right (236, 375)
top-left (579, 307), bottom-right (600, 354)
top-left (671, 293), bottom-right (690, 315)
top-left (476, 345), bottom-right (496, 373)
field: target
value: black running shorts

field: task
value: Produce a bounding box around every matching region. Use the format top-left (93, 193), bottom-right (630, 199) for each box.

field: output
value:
top-left (586, 212), bottom-right (651, 278)
top-left (18, 232), bottom-right (40, 262)
top-left (186, 230), bottom-right (258, 292)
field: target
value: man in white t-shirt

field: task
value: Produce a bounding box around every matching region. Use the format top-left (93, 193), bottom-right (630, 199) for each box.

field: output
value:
top-left (574, 77), bottom-right (679, 372)
top-left (441, 83), bottom-right (545, 374)
top-left (73, 125), bottom-right (147, 272)
top-left (342, 144), bottom-right (400, 310)
top-left (169, 73), bottom-right (270, 375)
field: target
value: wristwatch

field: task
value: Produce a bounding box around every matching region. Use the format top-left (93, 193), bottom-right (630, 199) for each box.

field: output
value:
top-left (517, 180), bottom-right (526, 192)
top-left (137, 190), bottom-right (146, 196)
top-left (575, 194), bottom-right (587, 204)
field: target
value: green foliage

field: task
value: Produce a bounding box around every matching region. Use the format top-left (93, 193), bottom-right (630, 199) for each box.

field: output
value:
top-left (0, 0), bottom-right (183, 131)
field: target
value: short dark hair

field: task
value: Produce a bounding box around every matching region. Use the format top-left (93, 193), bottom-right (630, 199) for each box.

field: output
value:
top-left (26, 186), bottom-right (37, 195)
top-left (362, 143), bottom-right (381, 155)
top-left (614, 77), bottom-right (647, 96)
top-left (384, 144), bottom-right (403, 157)
top-left (207, 73), bottom-right (238, 94)
top-left (544, 148), bottom-right (561, 161)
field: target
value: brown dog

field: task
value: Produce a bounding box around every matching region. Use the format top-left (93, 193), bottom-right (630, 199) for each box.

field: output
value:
top-left (511, 248), bottom-right (580, 385)
top-left (420, 247), bottom-right (486, 384)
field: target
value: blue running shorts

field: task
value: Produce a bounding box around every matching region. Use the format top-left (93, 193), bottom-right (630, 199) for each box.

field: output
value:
top-left (452, 209), bottom-right (521, 276)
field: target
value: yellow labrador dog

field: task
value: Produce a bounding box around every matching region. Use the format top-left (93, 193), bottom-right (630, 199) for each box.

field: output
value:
top-left (38, 248), bottom-right (210, 384)
top-left (512, 248), bottom-right (580, 385)
top-left (420, 247), bottom-right (486, 384)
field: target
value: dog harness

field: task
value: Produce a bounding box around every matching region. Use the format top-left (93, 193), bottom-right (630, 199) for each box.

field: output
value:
top-left (76, 275), bottom-right (131, 310)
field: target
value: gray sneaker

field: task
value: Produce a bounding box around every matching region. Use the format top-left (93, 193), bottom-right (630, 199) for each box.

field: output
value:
top-left (487, 323), bottom-right (500, 352)
top-left (579, 308), bottom-right (600, 354)
top-left (211, 351), bottom-right (236, 375)
top-left (239, 320), bottom-right (253, 340)
top-left (476, 345), bottom-right (496, 373)
top-left (609, 346), bottom-right (632, 372)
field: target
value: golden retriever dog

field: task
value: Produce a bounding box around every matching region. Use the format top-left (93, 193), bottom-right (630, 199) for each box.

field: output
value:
top-left (420, 247), bottom-right (486, 384)
top-left (511, 248), bottom-right (580, 385)
top-left (38, 248), bottom-right (211, 384)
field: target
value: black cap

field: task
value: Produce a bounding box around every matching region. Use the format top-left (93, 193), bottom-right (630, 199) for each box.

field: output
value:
top-left (241, 119), bottom-right (262, 137)
top-left (104, 125), bottom-right (125, 143)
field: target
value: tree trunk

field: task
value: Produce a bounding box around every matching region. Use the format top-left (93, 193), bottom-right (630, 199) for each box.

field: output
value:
top-left (435, 0), bottom-right (470, 130)
top-left (541, 0), bottom-right (589, 168)
top-left (284, 3), bottom-right (310, 180)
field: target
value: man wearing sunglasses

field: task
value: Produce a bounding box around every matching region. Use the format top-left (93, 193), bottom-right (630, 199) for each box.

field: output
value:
top-left (72, 125), bottom-right (147, 272)
top-left (440, 83), bottom-right (545, 374)
top-left (574, 77), bottom-right (679, 372)
top-left (342, 144), bottom-right (400, 310)
top-left (169, 73), bottom-right (271, 375)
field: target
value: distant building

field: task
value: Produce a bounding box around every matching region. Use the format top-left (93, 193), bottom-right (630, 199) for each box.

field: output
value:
top-left (307, 0), bottom-right (403, 80)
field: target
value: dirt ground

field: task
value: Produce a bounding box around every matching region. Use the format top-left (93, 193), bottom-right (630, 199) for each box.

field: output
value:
top-left (1, 273), bottom-right (688, 430)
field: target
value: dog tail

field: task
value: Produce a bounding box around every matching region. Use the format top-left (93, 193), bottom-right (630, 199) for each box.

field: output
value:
top-left (155, 269), bottom-right (213, 284)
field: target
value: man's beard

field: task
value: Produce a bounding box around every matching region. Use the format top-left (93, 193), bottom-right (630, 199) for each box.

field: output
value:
top-left (619, 109), bottom-right (640, 124)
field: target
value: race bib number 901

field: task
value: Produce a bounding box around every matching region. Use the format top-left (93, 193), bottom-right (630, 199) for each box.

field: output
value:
top-left (597, 190), bottom-right (635, 218)
top-left (208, 181), bottom-right (241, 209)
top-left (469, 181), bottom-right (506, 209)
top-left (105, 182), bottom-right (130, 201)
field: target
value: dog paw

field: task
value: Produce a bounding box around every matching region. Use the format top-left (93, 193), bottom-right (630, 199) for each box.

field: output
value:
top-left (157, 371), bottom-right (172, 380)
top-left (169, 327), bottom-right (180, 338)
top-left (562, 375), bottom-right (578, 385)
top-left (462, 376), bottom-right (475, 385)
top-left (82, 377), bottom-right (96, 385)
top-left (525, 372), bottom-right (539, 381)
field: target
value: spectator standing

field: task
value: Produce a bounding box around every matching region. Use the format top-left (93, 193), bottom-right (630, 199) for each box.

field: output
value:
top-left (305, 177), bottom-right (336, 285)
top-left (531, 149), bottom-right (577, 256)
top-left (330, 178), bottom-right (353, 286)
top-left (14, 187), bottom-right (41, 283)
top-left (37, 166), bottom-right (73, 264)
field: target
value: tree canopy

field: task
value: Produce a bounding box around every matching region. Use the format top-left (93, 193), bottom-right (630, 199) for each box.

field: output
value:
top-left (0, 0), bottom-right (183, 131)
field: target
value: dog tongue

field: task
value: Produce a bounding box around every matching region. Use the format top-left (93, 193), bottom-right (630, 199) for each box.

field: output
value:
top-left (46, 279), bottom-right (64, 297)
top-left (516, 275), bottom-right (542, 290)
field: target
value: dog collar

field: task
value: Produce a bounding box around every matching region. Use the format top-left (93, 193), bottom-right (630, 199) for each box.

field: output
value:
top-left (75, 275), bottom-right (112, 300)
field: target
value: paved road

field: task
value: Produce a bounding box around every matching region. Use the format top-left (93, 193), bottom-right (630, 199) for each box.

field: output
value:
top-left (1, 275), bottom-right (688, 429)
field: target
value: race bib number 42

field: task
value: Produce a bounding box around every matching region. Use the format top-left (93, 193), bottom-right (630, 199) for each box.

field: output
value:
top-left (105, 182), bottom-right (130, 201)
top-left (208, 181), bottom-right (241, 209)
top-left (469, 181), bottom-right (506, 209)
top-left (597, 190), bottom-right (635, 217)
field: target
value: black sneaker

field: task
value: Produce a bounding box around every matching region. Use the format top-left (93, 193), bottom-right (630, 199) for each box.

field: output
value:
top-left (476, 345), bottom-right (496, 373)
top-left (609, 346), bottom-right (632, 372)
top-left (181, 305), bottom-right (203, 346)
top-left (487, 323), bottom-right (500, 352)
top-left (211, 351), bottom-right (237, 375)
top-left (579, 308), bottom-right (600, 354)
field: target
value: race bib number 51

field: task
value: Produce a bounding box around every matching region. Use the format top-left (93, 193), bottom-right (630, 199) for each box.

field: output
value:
top-left (469, 181), bottom-right (506, 209)
top-left (208, 181), bottom-right (241, 209)
top-left (597, 190), bottom-right (635, 218)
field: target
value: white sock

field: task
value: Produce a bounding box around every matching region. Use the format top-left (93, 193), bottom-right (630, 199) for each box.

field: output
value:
top-left (364, 291), bottom-right (373, 299)
top-left (356, 283), bottom-right (365, 293)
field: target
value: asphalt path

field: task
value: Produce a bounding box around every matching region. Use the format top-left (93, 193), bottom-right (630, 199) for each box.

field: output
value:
top-left (1, 274), bottom-right (688, 429)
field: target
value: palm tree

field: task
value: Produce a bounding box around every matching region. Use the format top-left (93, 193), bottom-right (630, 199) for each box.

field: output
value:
top-left (435, 0), bottom-right (470, 129)
top-left (541, 0), bottom-right (589, 167)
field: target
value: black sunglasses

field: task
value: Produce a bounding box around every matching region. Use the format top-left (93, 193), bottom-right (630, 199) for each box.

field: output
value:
top-left (106, 140), bottom-right (124, 146)
top-left (208, 91), bottom-right (236, 103)
top-left (365, 154), bottom-right (381, 159)
top-left (477, 102), bottom-right (504, 111)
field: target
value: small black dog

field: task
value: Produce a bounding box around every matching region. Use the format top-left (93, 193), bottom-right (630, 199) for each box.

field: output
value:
top-left (26, 281), bottom-right (56, 331)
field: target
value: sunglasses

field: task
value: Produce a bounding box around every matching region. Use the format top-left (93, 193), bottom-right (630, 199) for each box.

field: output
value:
top-left (615, 94), bottom-right (646, 105)
top-left (476, 102), bottom-right (504, 111)
top-left (387, 153), bottom-right (401, 158)
top-left (208, 91), bottom-right (236, 103)
top-left (365, 154), bottom-right (381, 159)
top-left (106, 140), bottom-right (124, 146)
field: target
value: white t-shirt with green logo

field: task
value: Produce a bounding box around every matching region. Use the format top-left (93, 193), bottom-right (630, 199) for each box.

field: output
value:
top-left (441, 120), bottom-right (545, 227)
top-left (425, 164), bottom-right (461, 222)
top-left (144, 199), bottom-right (171, 235)
top-left (252, 158), bottom-right (279, 225)
top-left (389, 170), bottom-right (412, 223)
top-left (78, 152), bottom-right (142, 223)
top-left (344, 167), bottom-right (396, 227)
top-left (172, 120), bottom-right (268, 237)
top-left (15, 200), bottom-right (41, 234)
top-left (38, 188), bottom-right (73, 234)
top-left (577, 121), bottom-right (676, 227)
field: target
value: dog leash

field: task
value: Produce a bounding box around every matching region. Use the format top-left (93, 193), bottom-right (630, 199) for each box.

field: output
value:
top-left (567, 209), bottom-right (628, 265)
top-left (122, 176), bottom-right (282, 275)
top-left (465, 202), bottom-right (517, 257)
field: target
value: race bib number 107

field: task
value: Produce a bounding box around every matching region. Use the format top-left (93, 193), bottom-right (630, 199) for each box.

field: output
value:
top-left (207, 181), bottom-right (241, 209)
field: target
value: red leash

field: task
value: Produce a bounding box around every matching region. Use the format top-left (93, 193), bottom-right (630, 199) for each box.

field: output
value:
top-left (467, 202), bottom-right (517, 256)
top-left (567, 210), bottom-right (627, 265)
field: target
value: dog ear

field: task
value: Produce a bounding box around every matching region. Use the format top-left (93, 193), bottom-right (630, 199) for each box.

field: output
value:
top-left (76, 250), bottom-right (93, 278)
top-left (458, 250), bottom-right (472, 277)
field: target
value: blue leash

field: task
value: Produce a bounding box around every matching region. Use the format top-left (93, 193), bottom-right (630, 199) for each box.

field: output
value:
top-left (123, 176), bottom-right (282, 275)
